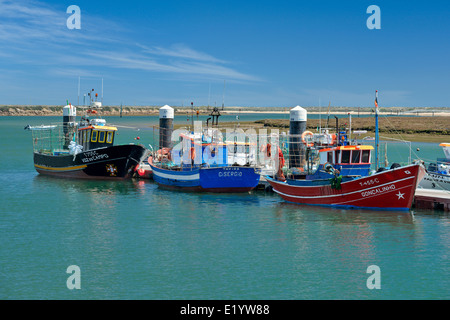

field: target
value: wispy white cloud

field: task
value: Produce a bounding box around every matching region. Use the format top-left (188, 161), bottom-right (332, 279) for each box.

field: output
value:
top-left (0, 0), bottom-right (260, 83)
top-left (84, 50), bottom-right (261, 82)
top-left (137, 43), bottom-right (226, 64)
top-left (49, 67), bottom-right (103, 79)
top-left (0, 0), bottom-right (60, 20)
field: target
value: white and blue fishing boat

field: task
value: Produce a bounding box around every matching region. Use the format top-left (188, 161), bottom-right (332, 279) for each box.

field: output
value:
top-left (149, 129), bottom-right (261, 192)
top-left (418, 143), bottom-right (450, 191)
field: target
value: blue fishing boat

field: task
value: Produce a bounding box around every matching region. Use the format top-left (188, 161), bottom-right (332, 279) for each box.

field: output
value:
top-left (149, 129), bottom-right (261, 192)
top-left (150, 164), bottom-right (260, 192)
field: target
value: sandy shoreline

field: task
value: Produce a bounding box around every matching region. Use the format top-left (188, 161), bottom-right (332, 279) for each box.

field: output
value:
top-left (1, 105), bottom-right (449, 117)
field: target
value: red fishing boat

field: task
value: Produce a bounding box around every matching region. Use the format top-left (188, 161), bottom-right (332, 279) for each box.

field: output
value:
top-left (267, 92), bottom-right (426, 211)
top-left (266, 145), bottom-right (426, 210)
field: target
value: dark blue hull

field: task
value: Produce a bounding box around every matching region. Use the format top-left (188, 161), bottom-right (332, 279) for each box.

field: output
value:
top-left (150, 165), bottom-right (260, 192)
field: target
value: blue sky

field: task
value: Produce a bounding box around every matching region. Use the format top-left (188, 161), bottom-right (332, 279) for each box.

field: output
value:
top-left (0, 0), bottom-right (449, 108)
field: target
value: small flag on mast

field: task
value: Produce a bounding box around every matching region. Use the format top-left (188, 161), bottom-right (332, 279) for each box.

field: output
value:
top-left (375, 90), bottom-right (378, 109)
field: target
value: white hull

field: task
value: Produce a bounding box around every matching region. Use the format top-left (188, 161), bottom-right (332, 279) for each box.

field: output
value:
top-left (418, 172), bottom-right (450, 191)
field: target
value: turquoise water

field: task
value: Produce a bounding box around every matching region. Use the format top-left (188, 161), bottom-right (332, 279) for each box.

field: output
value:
top-left (0, 115), bottom-right (449, 300)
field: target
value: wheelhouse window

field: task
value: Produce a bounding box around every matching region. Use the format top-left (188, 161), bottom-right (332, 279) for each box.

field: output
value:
top-left (106, 131), bottom-right (114, 144)
top-left (98, 131), bottom-right (106, 143)
top-left (351, 150), bottom-right (361, 163)
top-left (341, 150), bottom-right (351, 163)
top-left (327, 151), bottom-right (333, 163)
top-left (91, 130), bottom-right (98, 142)
top-left (335, 150), bottom-right (341, 163)
top-left (361, 150), bottom-right (371, 163)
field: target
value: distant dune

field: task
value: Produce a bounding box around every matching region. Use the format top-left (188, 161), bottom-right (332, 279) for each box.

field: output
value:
top-left (1, 105), bottom-right (449, 117)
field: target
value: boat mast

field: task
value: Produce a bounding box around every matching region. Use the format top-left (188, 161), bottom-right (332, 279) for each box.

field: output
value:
top-left (78, 76), bottom-right (80, 106)
top-left (222, 80), bottom-right (226, 110)
top-left (326, 101), bottom-right (331, 129)
top-left (319, 98), bottom-right (321, 133)
top-left (375, 90), bottom-right (379, 170)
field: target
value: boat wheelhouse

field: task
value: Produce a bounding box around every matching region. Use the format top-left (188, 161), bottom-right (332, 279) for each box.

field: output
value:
top-left (76, 118), bottom-right (117, 151)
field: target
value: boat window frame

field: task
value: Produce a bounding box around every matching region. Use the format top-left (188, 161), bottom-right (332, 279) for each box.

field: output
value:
top-left (351, 150), bottom-right (361, 164)
top-left (98, 130), bottom-right (106, 143)
top-left (91, 130), bottom-right (98, 143)
top-left (106, 131), bottom-right (114, 144)
top-left (327, 151), bottom-right (333, 163)
top-left (361, 150), bottom-right (371, 163)
top-left (341, 150), bottom-right (351, 164)
top-left (335, 150), bottom-right (341, 163)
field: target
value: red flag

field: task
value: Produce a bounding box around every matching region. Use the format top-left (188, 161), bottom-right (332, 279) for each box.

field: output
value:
top-left (375, 90), bottom-right (378, 108)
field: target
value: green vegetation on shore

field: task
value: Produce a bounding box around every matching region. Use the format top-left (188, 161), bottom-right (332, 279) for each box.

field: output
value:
top-left (249, 117), bottom-right (449, 143)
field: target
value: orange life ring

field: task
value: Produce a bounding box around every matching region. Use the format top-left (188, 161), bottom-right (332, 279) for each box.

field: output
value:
top-left (301, 131), bottom-right (314, 147)
top-left (190, 147), bottom-right (196, 161)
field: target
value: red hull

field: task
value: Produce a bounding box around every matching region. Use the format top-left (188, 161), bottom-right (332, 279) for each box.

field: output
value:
top-left (267, 163), bottom-right (426, 210)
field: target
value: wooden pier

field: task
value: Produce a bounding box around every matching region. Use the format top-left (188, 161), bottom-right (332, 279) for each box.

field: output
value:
top-left (413, 189), bottom-right (450, 212)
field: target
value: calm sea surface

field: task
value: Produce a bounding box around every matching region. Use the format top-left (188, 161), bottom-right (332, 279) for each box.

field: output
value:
top-left (0, 115), bottom-right (449, 300)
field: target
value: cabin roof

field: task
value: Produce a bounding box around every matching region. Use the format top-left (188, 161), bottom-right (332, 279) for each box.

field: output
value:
top-left (179, 133), bottom-right (225, 146)
top-left (78, 125), bottom-right (117, 131)
top-left (225, 141), bottom-right (257, 145)
top-left (319, 145), bottom-right (374, 153)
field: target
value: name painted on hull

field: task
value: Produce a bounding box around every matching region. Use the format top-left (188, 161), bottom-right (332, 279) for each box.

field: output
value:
top-left (81, 151), bottom-right (109, 163)
top-left (218, 167), bottom-right (243, 177)
top-left (218, 171), bottom-right (243, 177)
top-left (361, 184), bottom-right (396, 197)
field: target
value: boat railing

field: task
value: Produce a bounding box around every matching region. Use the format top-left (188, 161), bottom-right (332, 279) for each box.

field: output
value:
top-left (29, 124), bottom-right (72, 155)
